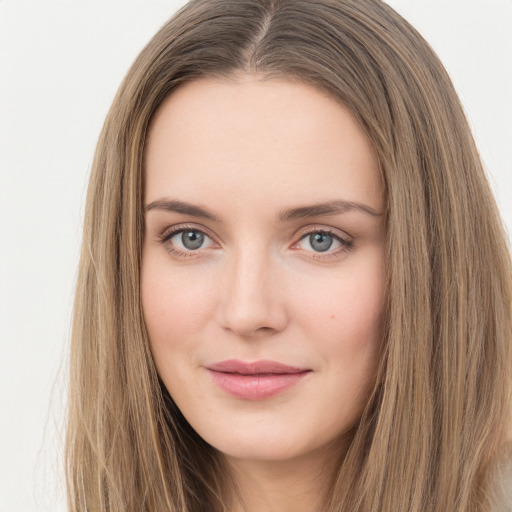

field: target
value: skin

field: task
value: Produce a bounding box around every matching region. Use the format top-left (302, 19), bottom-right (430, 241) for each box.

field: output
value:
top-left (141, 76), bottom-right (386, 512)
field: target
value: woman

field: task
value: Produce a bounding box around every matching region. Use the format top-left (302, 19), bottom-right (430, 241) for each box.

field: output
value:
top-left (66, 0), bottom-right (512, 510)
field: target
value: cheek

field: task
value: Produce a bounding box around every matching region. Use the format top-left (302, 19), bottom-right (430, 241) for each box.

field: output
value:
top-left (140, 255), bottom-right (217, 357)
top-left (295, 257), bottom-right (385, 381)
top-left (299, 261), bottom-right (385, 336)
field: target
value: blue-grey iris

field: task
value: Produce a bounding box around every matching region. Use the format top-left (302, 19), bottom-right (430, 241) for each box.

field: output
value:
top-left (310, 233), bottom-right (333, 252)
top-left (182, 231), bottom-right (204, 250)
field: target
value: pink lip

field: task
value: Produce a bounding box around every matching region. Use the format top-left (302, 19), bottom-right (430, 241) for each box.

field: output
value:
top-left (206, 359), bottom-right (311, 400)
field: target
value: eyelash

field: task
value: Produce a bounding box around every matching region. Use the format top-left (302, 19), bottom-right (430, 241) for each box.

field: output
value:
top-left (293, 227), bottom-right (353, 260)
top-left (158, 224), bottom-right (353, 260)
top-left (159, 224), bottom-right (217, 258)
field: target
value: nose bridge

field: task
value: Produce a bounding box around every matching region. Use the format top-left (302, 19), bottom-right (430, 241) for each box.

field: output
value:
top-left (219, 241), bottom-right (287, 336)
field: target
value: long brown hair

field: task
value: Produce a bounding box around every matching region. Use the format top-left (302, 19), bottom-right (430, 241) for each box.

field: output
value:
top-left (66, 1), bottom-right (512, 510)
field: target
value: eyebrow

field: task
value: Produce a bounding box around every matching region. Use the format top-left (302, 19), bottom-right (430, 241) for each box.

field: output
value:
top-left (145, 199), bottom-right (219, 221)
top-left (144, 198), bottom-right (382, 222)
top-left (277, 200), bottom-right (382, 221)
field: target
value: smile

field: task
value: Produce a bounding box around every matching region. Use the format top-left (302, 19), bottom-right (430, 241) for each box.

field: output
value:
top-left (205, 360), bottom-right (311, 400)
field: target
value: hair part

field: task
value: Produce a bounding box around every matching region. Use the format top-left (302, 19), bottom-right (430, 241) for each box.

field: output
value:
top-left (67, 1), bottom-right (512, 510)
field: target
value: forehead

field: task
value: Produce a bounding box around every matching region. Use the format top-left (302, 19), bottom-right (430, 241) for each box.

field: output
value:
top-left (144, 76), bottom-right (384, 215)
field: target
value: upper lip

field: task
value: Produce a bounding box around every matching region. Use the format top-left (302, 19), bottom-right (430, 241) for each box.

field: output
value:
top-left (206, 359), bottom-right (310, 375)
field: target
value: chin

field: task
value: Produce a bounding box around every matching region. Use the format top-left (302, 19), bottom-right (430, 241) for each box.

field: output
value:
top-left (191, 416), bottom-right (349, 465)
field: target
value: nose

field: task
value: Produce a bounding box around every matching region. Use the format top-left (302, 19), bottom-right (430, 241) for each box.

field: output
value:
top-left (217, 247), bottom-right (289, 338)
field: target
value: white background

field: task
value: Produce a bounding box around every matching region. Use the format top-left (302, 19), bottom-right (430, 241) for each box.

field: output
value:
top-left (0, 1), bottom-right (511, 510)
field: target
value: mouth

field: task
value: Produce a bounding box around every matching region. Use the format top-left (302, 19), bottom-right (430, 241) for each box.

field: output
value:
top-left (205, 359), bottom-right (311, 400)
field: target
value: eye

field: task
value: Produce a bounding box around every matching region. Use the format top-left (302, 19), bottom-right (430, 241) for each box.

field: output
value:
top-left (302, 232), bottom-right (337, 252)
top-left (292, 228), bottom-right (353, 257)
top-left (174, 230), bottom-right (208, 250)
top-left (160, 226), bottom-right (217, 256)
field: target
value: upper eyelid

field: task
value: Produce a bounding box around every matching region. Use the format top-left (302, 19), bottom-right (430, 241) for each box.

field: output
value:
top-left (159, 225), bottom-right (218, 257)
top-left (160, 223), bottom-right (218, 242)
top-left (293, 229), bottom-right (352, 251)
top-left (293, 225), bottom-right (353, 242)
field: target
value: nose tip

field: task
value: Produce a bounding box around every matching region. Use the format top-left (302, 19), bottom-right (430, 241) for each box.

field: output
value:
top-left (217, 255), bottom-right (288, 338)
top-left (221, 307), bottom-right (282, 338)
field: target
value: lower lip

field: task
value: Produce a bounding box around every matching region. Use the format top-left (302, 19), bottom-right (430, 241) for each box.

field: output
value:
top-left (207, 370), bottom-right (310, 400)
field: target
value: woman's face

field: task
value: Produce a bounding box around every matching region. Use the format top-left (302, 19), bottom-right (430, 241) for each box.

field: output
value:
top-left (141, 77), bottom-right (386, 464)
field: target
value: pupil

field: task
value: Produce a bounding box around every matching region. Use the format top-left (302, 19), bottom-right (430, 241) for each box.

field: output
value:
top-left (310, 233), bottom-right (333, 252)
top-left (182, 231), bottom-right (204, 250)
